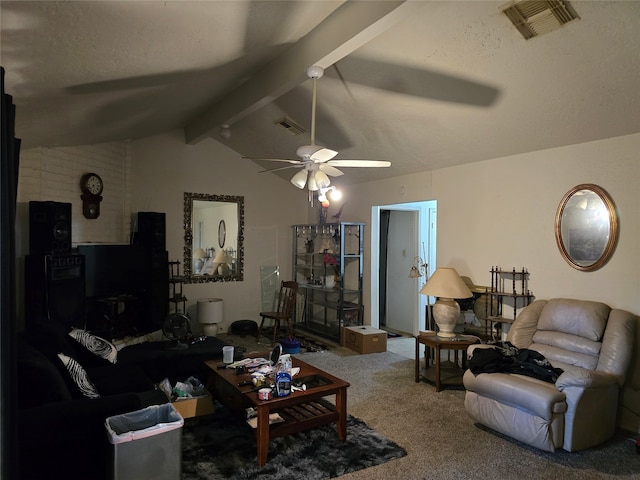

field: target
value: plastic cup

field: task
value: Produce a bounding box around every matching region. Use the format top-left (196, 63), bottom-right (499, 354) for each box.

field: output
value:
top-left (223, 345), bottom-right (234, 364)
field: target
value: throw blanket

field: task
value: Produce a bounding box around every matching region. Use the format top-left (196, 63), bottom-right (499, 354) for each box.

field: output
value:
top-left (468, 341), bottom-right (564, 383)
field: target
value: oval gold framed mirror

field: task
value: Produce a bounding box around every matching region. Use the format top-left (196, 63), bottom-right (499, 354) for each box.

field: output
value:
top-left (554, 184), bottom-right (618, 271)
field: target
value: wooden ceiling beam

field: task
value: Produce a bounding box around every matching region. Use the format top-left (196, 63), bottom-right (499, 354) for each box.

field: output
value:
top-left (184, 1), bottom-right (419, 144)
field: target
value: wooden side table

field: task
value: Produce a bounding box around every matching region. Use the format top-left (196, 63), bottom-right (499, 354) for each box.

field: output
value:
top-left (415, 333), bottom-right (481, 391)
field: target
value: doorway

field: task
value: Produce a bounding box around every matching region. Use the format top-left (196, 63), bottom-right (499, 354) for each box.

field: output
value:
top-left (371, 201), bottom-right (436, 336)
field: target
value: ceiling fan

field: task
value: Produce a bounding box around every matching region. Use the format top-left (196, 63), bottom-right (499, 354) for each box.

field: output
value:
top-left (243, 65), bottom-right (390, 200)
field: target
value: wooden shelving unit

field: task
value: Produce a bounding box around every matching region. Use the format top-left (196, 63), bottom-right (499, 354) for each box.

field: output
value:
top-left (485, 266), bottom-right (533, 335)
top-left (168, 260), bottom-right (187, 314)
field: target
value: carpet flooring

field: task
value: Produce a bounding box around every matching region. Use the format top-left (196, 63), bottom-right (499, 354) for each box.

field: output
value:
top-left (181, 404), bottom-right (406, 479)
top-left (208, 336), bottom-right (640, 479)
top-left (295, 343), bottom-right (640, 480)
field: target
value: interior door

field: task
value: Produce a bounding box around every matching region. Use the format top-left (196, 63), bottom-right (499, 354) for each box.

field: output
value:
top-left (371, 200), bottom-right (436, 334)
top-left (382, 210), bottom-right (418, 335)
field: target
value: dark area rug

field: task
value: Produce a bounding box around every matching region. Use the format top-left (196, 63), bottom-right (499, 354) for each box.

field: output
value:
top-left (181, 404), bottom-right (407, 479)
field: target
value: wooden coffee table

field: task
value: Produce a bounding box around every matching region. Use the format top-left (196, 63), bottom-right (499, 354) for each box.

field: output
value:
top-left (205, 356), bottom-right (350, 466)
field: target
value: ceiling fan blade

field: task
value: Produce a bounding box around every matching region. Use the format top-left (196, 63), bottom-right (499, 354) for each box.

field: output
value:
top-left (327, 160), bottom-right (391, 168)
top-left (332, 57), bottom-right (500, 107)
top-left (319, 164), bottom-right (344, 177)
top-left (291, 170), bottom-right (308, 189)
top-left (242, 156), bottom-right (300, 164)
top-left (310, 147), bottom-right (338, 163)
top-left (258, 164), bottom-right (303, 173)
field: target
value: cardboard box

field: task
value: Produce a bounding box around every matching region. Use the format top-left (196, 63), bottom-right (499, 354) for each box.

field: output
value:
top-left (171, 390), bottom-right (214, 419)
top-left (342, 326), bottom-right (387, 354)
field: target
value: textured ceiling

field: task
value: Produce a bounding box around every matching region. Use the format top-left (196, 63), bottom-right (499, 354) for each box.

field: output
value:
top-left (2, 1), bottom-right (639, 187)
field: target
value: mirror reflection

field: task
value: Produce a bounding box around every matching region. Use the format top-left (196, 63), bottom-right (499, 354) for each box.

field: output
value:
top-left (183, 192), bottom-right (244, 283)
top-left (555, 184), bottom-right (618, 271)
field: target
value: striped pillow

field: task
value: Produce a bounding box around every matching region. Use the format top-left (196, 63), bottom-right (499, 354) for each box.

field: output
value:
top-left (57, 353), bottom-right (100, 399)
top-left (69, 329), bottom-right (118, 364)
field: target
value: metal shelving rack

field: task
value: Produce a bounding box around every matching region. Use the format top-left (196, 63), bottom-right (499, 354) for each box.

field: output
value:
top-left (292, 222), bottom-right (364, 344)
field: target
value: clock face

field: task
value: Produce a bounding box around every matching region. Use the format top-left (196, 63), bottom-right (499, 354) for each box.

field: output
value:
top-left (82, 173), bottom-right (103, 195)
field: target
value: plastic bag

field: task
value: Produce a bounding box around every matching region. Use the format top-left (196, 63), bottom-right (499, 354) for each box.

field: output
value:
top-left (158, 378), bottom-right (172, 400)
top-left (185, 376), bottom-right (206, 396)
top-left (105, 404), bottom-right (183, 444)
top-left (159, 376), bottom-right (206, 401)
top-left (158, 377), bottom-right (207, 402)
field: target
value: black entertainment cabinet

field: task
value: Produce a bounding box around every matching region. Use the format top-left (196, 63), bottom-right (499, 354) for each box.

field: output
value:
top-left (24, 208), bottom-right (169, 339)
top-left (77, 243), bottom-right (169, 339)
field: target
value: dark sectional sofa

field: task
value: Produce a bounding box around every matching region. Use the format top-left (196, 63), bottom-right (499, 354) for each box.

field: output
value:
top-left (17, 321), bottom-right (230, 480)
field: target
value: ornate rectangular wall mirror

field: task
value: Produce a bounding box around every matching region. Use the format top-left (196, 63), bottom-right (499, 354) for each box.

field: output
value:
top-left (183, 192), bottom-right (244, 283)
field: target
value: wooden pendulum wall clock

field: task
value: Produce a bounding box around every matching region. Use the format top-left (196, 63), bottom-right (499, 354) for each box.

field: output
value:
top-left (80, 172), bottom-right (103, 219)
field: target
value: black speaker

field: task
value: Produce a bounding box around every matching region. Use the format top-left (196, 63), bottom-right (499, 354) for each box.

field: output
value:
top-left (29, 201), bottom-right (72, 255)
top-left (25, 254), bottom-right (86, 331)
top-left (136, 212), bottom-right (166, 251)
top-left (136, 249), bottom-right (169, 333)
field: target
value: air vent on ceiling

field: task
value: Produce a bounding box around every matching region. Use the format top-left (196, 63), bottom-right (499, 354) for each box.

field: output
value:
top-left (274, 117), bottom-right (305, 136)
top-left (502, 0), bottom-right (579, 40)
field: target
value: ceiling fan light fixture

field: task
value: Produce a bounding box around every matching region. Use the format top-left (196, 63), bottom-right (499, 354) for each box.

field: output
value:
top-left (248, 63), bottom-right (391, 205)
top-left (328, 188), bottom-right (342, 202)
top-left (291, 170), bottom-right (308, 189)
top-left (307, 172), bottom-right (319, 191)
top-left (314, 170), bottom-right (331, 189)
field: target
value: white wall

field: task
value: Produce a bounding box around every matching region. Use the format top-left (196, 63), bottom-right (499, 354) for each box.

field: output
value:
top-left (16, 130), bottom-right (309, 334)
top-left (16, 129), bottom-right (640, 432)
top-left (129, 129), bottom-right (308, 332)
top-left (17, 142), bottom-right (131, 246)
top-left (345, 133), bottom-right (639, 316)
top-left (16, 141), bottom-right (133, 327)
top-left (346, 132), bottom-right (640, 433)
top-left (431, 135), bottom-right (639, 312)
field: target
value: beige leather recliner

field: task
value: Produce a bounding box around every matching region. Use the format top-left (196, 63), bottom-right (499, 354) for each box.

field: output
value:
top-left (463, 298), bottom-right (636, 452)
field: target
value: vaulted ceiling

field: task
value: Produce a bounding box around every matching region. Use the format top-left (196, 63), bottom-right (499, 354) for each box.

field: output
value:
top-left (2, 1), bottom-right (639, 187)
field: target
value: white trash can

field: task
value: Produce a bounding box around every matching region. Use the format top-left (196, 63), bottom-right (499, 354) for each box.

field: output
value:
top-left (105, 403), bottom-right (184, 480)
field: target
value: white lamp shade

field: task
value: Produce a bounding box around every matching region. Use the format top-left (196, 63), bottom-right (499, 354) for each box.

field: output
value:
top-left (419, 267), bottom-right (471, 337)
top-left (197, 298), bottom-right (223, 336)
top-left (193, 248), bottom-right (206, 259)
top-left (213, 250), bottom-right (232, 264)
top-left (307, 172), bottom-right (319, 191)
top-left (419, 267), bottom-right (472, 299)
top-left (291, 170), bottom-right (308, 189)
top-left (314, 170), bottom-right (331, 189)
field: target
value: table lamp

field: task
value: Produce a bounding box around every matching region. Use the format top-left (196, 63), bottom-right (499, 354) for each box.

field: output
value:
top-left (419, 267), bottom-right (472, 337)
top-left (213, 249), bottom-right (233, 275)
